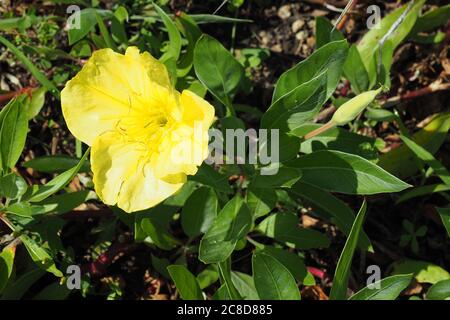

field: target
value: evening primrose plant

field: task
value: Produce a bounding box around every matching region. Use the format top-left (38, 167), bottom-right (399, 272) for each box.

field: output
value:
top-left (1, 1), bottom-right (448, 301)
top-left (61, 47), bottom-right (214, 213)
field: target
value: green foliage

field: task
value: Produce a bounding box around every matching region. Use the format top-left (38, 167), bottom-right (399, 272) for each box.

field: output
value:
top-left (350, 274), bottom-right (413, 300)
top-left (330, 200), bottom-right (367, 300)
top-left (0, 1), bottom-right (448, 301)
top-left (167, 265), bottom-right (204, 300)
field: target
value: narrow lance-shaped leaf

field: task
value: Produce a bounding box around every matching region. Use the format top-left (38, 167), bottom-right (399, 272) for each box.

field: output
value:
top-left (357, 0), bottom-right (425, 87)
top-left (400, 135), bottom-right (450, 186)
top-left (20, 235), bottom-right (63, 277)
top-left (287, 150), bottom-right (411, 195)
top-left (153, 3), bottom-right (182, 62)
top-left (330, 199), bottom-right (368, 300)
top-left (436, 207), bottom-right (450, 238)
top-left (0, 246), bottom-right (15, 294)
top-left (26, 148), bottom-right (90, 202)
top-left (218, 259), bottom-right (242, 300)
top-left (396, 184), bottom-right (450, 204)
top-left (349, 274), bottom-right (413, 300)
top-left (378, 112), bottom-right (450, 179)
top-left (167, 265), bottom-right (204, 300)
top-left (0, 96), bottom-right (29, 173)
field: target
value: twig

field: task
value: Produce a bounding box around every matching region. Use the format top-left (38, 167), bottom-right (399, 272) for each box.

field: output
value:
top-left (213, 0), bottom-right (229, 15)
top-left (382, 81), bottom-right (450, 107)
top-left (0, 87), bottom-right (34, 105)
top-left (333, 0), bottom-right (358, 32)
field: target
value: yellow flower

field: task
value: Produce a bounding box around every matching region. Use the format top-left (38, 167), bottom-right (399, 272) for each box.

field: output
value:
top-left (61, 47), bottom-right (215, 213)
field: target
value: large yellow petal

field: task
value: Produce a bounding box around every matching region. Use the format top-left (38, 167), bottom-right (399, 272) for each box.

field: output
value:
top-left (61, 47), bottom-right (171, 145)
top-left (149, 90), bottom-right (215, 179)
top-left (91, 131), bottom-right (184, 213)
top-left (180, 90), bottom-right (215, 127)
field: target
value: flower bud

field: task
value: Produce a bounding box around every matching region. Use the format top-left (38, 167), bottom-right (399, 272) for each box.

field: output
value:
top-left (331, 88), bottom-right (382, 126)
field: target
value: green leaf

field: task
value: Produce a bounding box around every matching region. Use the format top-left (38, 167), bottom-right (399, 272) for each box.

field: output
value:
top-left (26, 148), bottom-right (90, 202)
top-left (20, 234), bottom-right (63, 277)
top-left (287, 150), bottom-right (410, 195)
top-left (24, 87), bottom-right (47, 120)
top-left (199, 196), bottom-right (252, 263)
top-left (0, 246), bottom-right (15, 294)
top-left (330, 199), bottom-right (367, 300)
top-left (290, 181), bottom-right (372, 251)
top-left (186, 14), bottom-right (252, 24)
top-left (164, 181), bottom-right (196, 206)
top-left (218, 259), bottom-right (242, 300)
top-left (257, 212), bottom-right (330, 250)
top-left (196, 265), bottom-right (219, 289)
top-left (427, 279), bottom-right (450, 300)
top-left (231, 271), bottom-right (259, 300)
top-left (400, 135), bottom-right (450, 186)
top-left (0, 97), bottom-right (28, 172)
top-left (292, 123), bottom-right (381, 160)
top-left (181, 187), bottom-right (218, 238)
top-left (23, 155), bottom-right (91, 174)
top-left (391, 260), bottom-right (450, 285)
top-left (194, 34), bottom-right (244, 113)
top-left (0, 36), bottom-right (59, 97)
top-left (258, 132), bottom-right (301, 163)
top-left (36, 190), bottom-right (92, 215)
top-left (68, 9), bottom-right (113, 45)
top-left (175, 13), bottom-right (202, 77)
top-left (151, 254), bottom-right (170, 279)
top-left (350, 274), bottom-right (413, 300)
top-left (167, 265), bottom-right (204, 300)
top-left (436, 207), bottom-right (450, 238)
top-left (140, 217), bottom-right (180, 250)
top-left (153, 3), bottom-right (182, 62)
top-left (395, 184), bottom-right (450, 204)
top-left (260, 246), bottom-right (309, 284)
top-left (410, 4), bottom-right (450, 34)
top-left (357, 0), bottom-right (425, 87)
top-left (315, 16), bottom-right (344, 49)
top-left (95, 11), bottom-right (118, 52)
top-left (32, 281), bottom-right (71, 300)
top-left (261, 72), bottom-right (328, 131)
top-left (190, 164), bottom-right (232, 194)
top-left (272, 40), bottom-right (348, 103)
top-left (251, 167), bottom-right (302, 189)
top-left (343, 45), bottom-right (370, 94)
top-left (379, 112), bottom-right (450, 179)
top-left (252, 252), bottom-right (300, 300)
top-left (0, 173), bottom-right (27, 200)
top-left (6, 202), bottom-right (47, 218)
top-left (0, 267), bottom-right (45, 300)
top-left (246, 187), bottom-right (277, 219)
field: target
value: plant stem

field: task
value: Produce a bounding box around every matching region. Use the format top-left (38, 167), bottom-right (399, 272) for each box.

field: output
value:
top-left (303, 121), bottom-right (336, 140)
